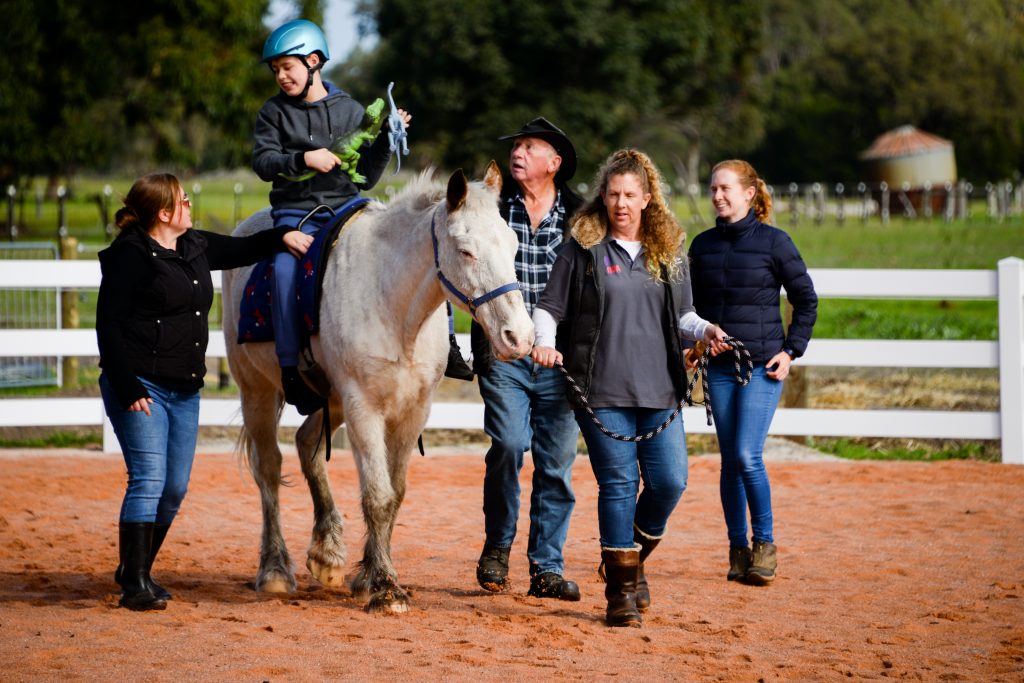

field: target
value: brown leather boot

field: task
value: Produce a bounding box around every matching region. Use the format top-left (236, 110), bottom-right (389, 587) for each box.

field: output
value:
top-left (601, 547), bottom-right (642, 628)
top-left (633, 526), bottom-right (662, 611)
top-left (745, 541), bottom-right (777, 585)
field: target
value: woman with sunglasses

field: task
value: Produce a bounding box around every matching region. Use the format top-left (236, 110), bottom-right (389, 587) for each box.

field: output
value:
top-left (96, 173), bottom-right (311, 611)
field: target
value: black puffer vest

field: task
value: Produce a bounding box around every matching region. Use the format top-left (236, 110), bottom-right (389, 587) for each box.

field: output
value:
top-left (556, 237), bottom-right (689, 406)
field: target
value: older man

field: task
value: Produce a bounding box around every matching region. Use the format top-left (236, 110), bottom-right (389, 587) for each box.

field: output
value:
top-left (470, 118), bottom-right (583, 601)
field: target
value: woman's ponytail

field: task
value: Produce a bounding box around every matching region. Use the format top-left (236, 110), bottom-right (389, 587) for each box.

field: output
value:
top-left (711, 159), bottom-right (772, 224)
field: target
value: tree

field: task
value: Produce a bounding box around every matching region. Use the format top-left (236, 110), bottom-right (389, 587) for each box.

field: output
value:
top-left (0, 0), bottom-right (273, 185)
top-left (350, 0), bottom-right (764, 185)
top-left (752, 0), bottom-right (1024, 182)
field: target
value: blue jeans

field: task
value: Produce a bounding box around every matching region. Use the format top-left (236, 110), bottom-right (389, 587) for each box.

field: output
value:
top-left (707, 364), bottom-right (783, 547)
top-left (478, 357), bottom-right (579, 574)
top-left (100, 374), bottom-right (200, 524)
top-left (270, 211), bottom-right (328, 366)
top-left (576, 407), bottom-right (688, 549)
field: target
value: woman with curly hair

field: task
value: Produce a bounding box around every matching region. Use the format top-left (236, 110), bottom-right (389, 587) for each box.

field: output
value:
top-left (532, 149), bottom-right (729, 627)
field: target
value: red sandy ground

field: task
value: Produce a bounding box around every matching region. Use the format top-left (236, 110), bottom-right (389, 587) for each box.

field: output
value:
top-left (0, 448), bottom-right (1021, 682)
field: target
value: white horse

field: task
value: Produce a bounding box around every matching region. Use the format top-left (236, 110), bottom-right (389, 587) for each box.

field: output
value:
top-left (222, 162), bottom-right (533, 612)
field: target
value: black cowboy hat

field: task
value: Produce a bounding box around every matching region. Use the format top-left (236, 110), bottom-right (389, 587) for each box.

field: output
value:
top-left (498, 117), bottom-right (577, 183)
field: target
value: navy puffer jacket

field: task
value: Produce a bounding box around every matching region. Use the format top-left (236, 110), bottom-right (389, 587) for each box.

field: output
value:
top-left (688, 210), bottom-right (817, 364)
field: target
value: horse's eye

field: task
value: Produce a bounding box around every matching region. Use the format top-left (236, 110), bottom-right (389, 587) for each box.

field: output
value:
top-left (460, 250), bottom-right (475, 259)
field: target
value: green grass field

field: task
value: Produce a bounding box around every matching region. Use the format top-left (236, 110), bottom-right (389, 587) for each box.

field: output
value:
top-left (7, 170), bottom-right (1022, 340)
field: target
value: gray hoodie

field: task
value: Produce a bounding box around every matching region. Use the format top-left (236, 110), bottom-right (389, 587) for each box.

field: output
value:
top-left (252, 81), bottom-right (393, 211)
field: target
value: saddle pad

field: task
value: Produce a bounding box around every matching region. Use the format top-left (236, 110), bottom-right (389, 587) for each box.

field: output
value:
top-left (237, 197), bottom-right (370, 344)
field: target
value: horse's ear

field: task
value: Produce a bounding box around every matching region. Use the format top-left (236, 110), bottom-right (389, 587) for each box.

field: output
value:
top-left (447, 169), bottom-right (468, 212)
top-left (483, 160), bottom-right (502, 193)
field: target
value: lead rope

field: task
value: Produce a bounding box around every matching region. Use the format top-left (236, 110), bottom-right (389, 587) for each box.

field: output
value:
top-left (557, 336), bottom-right (752, 442)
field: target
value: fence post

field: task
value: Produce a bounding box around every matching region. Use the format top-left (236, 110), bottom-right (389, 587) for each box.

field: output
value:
top-left (6, 185), bottom-right (15, 241)
top-left (998, 257), bottom-right (1024, 465)
top-left (879, 181), bottom-right (890, 224)
top-left (56, 185), bottom-right (67, 238)
top-left (59, 236), bottom-right (79, 388)
top-left (835, 183), bottom-right (845, 224)
top-left (103, 185), bottom-right (114, 240)
top-left (103, 411), bottom-right (120, 454)
top-left (191, 182), bottom-right (202, 229)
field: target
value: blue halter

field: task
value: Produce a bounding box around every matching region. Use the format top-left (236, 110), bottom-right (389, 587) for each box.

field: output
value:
top-left (430, 210), bottom-right (520, 319)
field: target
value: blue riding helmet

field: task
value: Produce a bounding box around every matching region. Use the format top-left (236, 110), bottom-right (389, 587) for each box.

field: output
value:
top-left (262, 19), bottom-right (330, 64)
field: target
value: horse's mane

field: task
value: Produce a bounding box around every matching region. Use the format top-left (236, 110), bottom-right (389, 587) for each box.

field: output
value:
top-left (364, 169), bottom-right (445, 216)
top-left (365, 167), bottom-right (497, 217)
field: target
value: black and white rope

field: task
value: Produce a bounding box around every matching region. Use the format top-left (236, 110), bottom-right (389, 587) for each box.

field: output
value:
top-left (557, 336), bottom-right (752, 442)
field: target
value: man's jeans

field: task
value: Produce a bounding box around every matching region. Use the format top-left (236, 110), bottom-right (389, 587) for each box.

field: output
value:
top-left (576, 407), bottom-right (688, 548)
top-left (478, 357), bottom-right (579, 575)
top-left (707, 363), bottom-right (783, 547)
top-left (100, 374), bottom-right (200, 524)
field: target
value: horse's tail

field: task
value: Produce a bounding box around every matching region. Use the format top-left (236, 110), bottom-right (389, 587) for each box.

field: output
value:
top-left (235, 400), bottom-right (293, 487)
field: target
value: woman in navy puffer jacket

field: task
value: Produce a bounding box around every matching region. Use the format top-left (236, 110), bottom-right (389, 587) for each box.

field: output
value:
top-left (688, 160), bottom-right (817, 586)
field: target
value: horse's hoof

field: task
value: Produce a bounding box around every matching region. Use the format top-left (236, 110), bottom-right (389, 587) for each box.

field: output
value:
top-left (365, 587), bottom-right (410, 614)
top-left (307, 558), bottom-right (346, 588)
top-left (256, 574), bottom-right (295, 593)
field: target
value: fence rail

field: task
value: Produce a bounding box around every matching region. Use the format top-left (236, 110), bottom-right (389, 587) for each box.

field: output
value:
top-left (1, 259), bottom-right (1022, 464)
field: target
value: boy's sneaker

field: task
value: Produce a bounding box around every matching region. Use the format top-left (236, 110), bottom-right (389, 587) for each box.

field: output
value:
top-left (444, 334), bottom-right (474, 381)
top-left (281, 366), bottom-right (323, 415)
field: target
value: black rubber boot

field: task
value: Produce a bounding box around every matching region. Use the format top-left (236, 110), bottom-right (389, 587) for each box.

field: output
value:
top-left (118, 523), bottom-right (167, 611)
top-left (634, 527), bottom-right (662, 611)
top-left (147, 523), bottom-right (172, 601)
top-left (115, 522), bottom-right (172, 600)
top-left (527, 565), bottom-right (581, 601)
top-left (281, 366), bottom-right (323, 415)
top-left (602, 547), bottom-right (642, 627)
top-left (444, 334), bottom-right (474, 381)
top-left (476, 542), bottom-right (511, 592)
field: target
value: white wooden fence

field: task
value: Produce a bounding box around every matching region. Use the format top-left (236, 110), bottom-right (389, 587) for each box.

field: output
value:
top-left (1, 258), bottom-right (1021, 464)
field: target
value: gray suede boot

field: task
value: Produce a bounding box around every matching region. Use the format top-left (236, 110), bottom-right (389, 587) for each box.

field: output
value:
top-left (727, 545), bottom-right (752, 581)
top-left (745, 541), bottom-right (777, 585)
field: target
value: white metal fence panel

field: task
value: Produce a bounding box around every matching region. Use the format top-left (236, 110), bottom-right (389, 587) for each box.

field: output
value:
top-left (0, 259), bottom-right (1021, 463)
top-left (0, 244), bottom-right (60, 387)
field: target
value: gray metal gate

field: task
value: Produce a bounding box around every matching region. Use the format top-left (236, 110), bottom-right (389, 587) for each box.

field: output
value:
top-left (0, 242), bottom-right (61, 387)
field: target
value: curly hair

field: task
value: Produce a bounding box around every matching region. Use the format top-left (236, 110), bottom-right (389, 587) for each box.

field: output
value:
top-left (571, 149), bottom-right (685, 282)
top-left (711, 159), bottom-right (773, 224)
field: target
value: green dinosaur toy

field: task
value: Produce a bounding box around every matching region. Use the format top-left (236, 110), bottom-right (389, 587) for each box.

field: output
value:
top-left (279, 97), bottom-right (386, 184)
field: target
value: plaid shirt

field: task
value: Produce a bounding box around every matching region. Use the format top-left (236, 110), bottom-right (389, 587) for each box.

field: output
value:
top-left (505, 190), bottom-right (567, 314)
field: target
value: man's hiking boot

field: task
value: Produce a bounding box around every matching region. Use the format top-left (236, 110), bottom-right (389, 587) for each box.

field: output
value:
top-left (476, 543), bottom-right (511, 592)
top-left (527, 568), bottom-right (581, 602)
